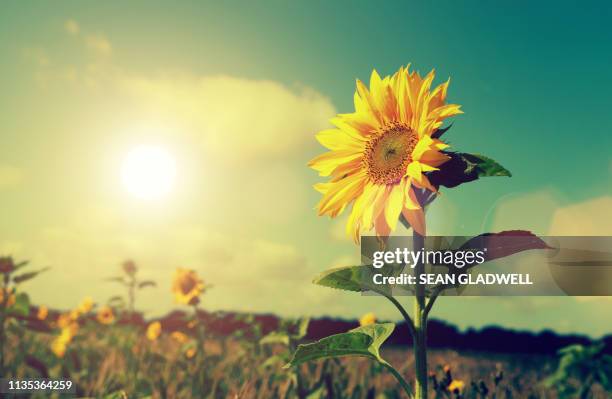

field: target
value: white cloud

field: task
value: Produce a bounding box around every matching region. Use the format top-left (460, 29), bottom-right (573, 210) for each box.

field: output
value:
top-left (549, 196), bottom-right (612, 235)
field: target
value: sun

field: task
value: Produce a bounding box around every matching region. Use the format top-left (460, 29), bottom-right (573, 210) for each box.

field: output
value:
top-left (121, 145), bottom-right (177, 200)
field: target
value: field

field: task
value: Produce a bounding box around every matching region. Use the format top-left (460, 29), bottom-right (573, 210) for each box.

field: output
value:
top-left (4, 315), bottom-right (610, 399)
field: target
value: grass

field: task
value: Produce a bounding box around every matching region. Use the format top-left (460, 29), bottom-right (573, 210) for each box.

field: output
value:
top-left (4, 318), bottom-right (610, 399)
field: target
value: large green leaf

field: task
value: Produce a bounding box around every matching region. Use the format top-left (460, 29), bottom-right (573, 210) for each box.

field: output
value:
top-left (8, 292), bottom-right (30, 316)
top-left (313, 263), bottom-right (404, 296)
top-left (428, 152), bottom-right (511, 189)
top-left (285, 323), bottom-right (395, 368)
top-left (12, 267), bottom-right (50, 284)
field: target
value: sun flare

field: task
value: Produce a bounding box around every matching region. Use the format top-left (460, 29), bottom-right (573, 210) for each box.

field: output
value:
top-left (121, 145), bottom-right (177, 200)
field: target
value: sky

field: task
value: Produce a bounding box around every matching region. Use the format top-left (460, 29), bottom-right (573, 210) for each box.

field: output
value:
top-left (0, 1), bottom-right (611, 337)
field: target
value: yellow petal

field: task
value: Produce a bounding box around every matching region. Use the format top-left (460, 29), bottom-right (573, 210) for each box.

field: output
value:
top-left (384, 183), bottom-right (405, 231)
top-left (317, 172), bottom-right (366, 216)
top-left (308, 150), bottom-right (362, 176)
top-left (402, 207), bottom-right (426, 236)
top-left (315, 129), bottom-right (364, 151)
top-left (404, 182), bottom-right (421, 210)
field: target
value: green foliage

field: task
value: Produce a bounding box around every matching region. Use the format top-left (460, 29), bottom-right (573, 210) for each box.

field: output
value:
top-left (428, 152), bottom-right (511, 189)
top-left (285, 323), bottom-right (395, 368)
top-left (9, 292), bottom-right (30, 316)
top-left (313, 263), bottom-right (404, 296)
top-left (545, 342), bottom-right (612, 398)
top-left (12, 267), bottom-right (50, 285)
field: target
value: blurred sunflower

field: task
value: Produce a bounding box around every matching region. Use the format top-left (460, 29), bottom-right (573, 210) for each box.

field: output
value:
top-left (172, 268), bottom-right (204, 305)
top-left (448, 379), bottom-right (465, 393)
top-left (171, 331), bottom-right (189, 344)
top-left (122, 260), bottom-right (137, 276)
top-left (309, 65), bottom-right (462, 241)
top-left (359, 312), bottom-right (377, 326)
top-left (96, 306), bottom-right (115, 325)
top-left (185, 347), bottom-right (197, 359)
top-left (51, 323), bottom-right (78, 358)
top-left (56, 313), bottom-right (72, 329)
top-left (37, 305), bottom-right (48, 321)
top-left (146, 321), bottom-right (162, 341)
top-left (78, 296), bottom-right (94, 314)
top-left (0, 257), bottom-right (14, 274)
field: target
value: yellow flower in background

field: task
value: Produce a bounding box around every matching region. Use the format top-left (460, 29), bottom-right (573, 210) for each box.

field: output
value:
top-left (69, 309), bottom-right (80, 321)
top-left (171, 331), bottom-right (189, 344)
top-left (146, 321), bottom-right (162, 341)
top-left (37, 305), bottom-right (48, 321)
top-left (359, 312), bottom-right (377, 326)
top-left (448, 379), bottom-right (465, 393)
top-left (171, 268), bottom-right (204, 305)
top-left (51, 323), bottom-right (78, 358)
top-left (56, 313), bottom-right (72, 329)
top-left (78, 296), bottom-right (94, 314)
top-left (309, 65), bottom-right (462, 242)
top-left (97, 306), bottom-right (115, 325)
top-left (185, 347), bottom-right (196, 359)
top-left (51, 336), bottom-right (68, 357)
top-left (0, 288), bottom-right (15, 307)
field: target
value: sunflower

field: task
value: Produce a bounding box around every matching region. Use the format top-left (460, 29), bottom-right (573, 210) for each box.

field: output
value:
top-left (146, 321), bottom-right (162, 341)
top-left (37, 305), bottom-right (48, 321)
top-left (77, 296), bottom-right (94, 314)
top-left (0, 257), bottom-right (14, 274)
top-left (448, 379), bottom-right (465, 393)
top-left (96, 305), bottom-right (115, 325)
top-left (171, 331), bottom-right (189, 344)
top-left (309, 65), bottom-right (462, 242)
top-left (359, 312), bottom-right (377, 326)
top-left (171, 268), bottom-right (204, 305)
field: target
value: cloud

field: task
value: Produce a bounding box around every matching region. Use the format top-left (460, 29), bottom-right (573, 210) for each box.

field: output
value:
top-left (0, 166), bottom-right (24, 188)
top-left (549, 196), bottom-right (612, 235)
top-left (490, 188), bottom-right (563, 234)
top-left (119, 74), bottom-right (335, 164)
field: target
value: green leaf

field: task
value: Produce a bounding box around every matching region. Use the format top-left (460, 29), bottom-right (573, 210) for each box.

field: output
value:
top-left (105, 276), bottom-right (126, 284)
top-left (313, 263), bottom-right (404, 297)
top-left (459, 230), bottom-right (550, 266)
top-left (260, 332), bottom-right (290, 346)
top-left (8, 292), bottom-right (30, 316)
top-left (12, 267), bottom-right (50, 284)
top-left (428, 152), bottom-right (511, 189)
top-left (285, 322), bottom-right (395, 368)
top-left (138, 280), bottom-right (157, 289)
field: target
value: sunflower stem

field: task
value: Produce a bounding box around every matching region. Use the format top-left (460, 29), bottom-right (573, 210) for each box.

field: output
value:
top-left (413, 230), bottom-right (428, 399)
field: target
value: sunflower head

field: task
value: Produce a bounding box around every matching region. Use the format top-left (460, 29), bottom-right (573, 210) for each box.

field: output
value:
top-left (146, 321), bottom-right (162, 341)
top-left (96, 306), bottom-right (115, 325)
top-left (0, 257), bottom-right (14, 274)
top-left (37, 305), bottom-right (49, 321)
top-left (171, 331), bottom-right (189, 344)
top-left (448, 379), bottom-right (465, 393)
top-left (359, 312), bottom-right (377, 326)
top-left (78, 296), bottom-right (94, 314)
top-left (171, 268), bottom-right (204, 305)
top-left (122, 260), bottom-right (138, 276)
top-left (309, 65), bottom-right (462, 242)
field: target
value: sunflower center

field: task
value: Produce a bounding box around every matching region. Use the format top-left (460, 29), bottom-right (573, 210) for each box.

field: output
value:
top-left (180, 277), bottom-right (197, 294)
top-left (364, 122), bottom-right (417, 185)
